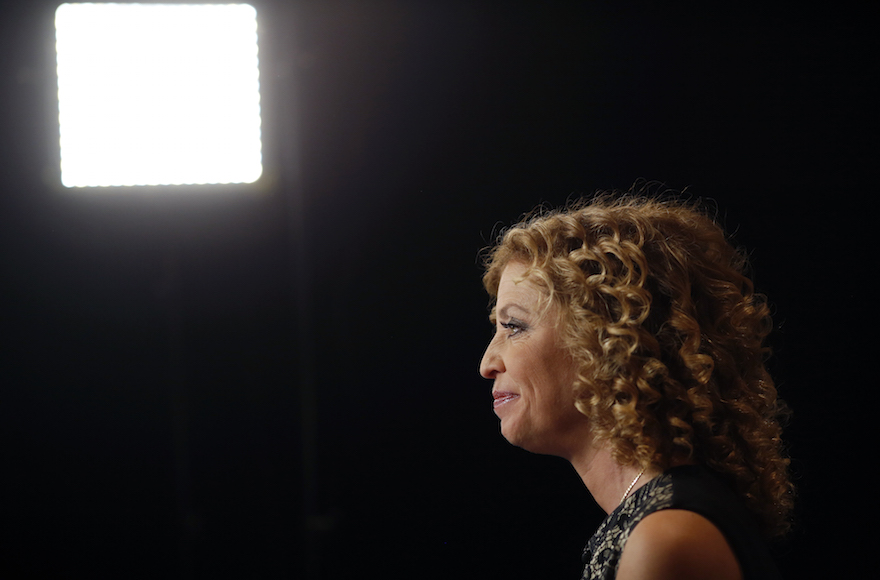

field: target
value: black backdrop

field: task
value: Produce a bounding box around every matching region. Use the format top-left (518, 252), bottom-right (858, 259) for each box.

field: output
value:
top-left (2, 1), bottom-right (873, 578)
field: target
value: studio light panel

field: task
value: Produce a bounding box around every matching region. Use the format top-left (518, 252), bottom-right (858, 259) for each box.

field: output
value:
top-left (55, 3), bottom-right (262, 188)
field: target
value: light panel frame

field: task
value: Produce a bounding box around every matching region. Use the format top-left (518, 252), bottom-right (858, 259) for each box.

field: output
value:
top-left (55, 3), bottom-right (263, 188)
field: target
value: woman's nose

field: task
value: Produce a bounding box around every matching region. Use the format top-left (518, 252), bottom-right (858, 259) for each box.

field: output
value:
top-left (479, 338), bottom-right (503, 379)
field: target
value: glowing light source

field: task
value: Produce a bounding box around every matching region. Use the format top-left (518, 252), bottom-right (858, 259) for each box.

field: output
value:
top-left (55, 3), bottom-right (262, 188)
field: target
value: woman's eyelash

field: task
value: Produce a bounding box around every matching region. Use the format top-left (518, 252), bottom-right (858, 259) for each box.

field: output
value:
top-left (500, 320), bottom-right (527, 335)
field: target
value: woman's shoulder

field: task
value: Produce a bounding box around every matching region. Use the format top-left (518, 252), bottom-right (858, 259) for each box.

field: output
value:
top-left (583, 466), bottom-right (779, 580)
top-left (616, 509), bottom-right (742, 580)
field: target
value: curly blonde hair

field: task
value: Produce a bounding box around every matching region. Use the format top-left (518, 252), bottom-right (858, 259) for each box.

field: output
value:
top-left (482, 194), bottom-right (793, 537)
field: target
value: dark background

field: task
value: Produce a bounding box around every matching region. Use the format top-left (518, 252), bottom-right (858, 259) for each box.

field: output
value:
top-left (1, 1), bottom-right (873, 578)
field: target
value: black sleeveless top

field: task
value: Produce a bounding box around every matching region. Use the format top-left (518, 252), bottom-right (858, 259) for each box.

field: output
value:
top-left (581, 465), bottom-right (781, 580)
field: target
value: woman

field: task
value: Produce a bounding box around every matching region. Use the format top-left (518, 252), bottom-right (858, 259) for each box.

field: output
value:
top-left (479, 195), bottom-right (792, 580)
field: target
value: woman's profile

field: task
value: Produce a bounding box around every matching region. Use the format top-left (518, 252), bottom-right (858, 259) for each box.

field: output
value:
top-left (479, 193), bottom-right (792, 579)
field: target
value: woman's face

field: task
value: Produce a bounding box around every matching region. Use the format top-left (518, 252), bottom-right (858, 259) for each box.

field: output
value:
top-left (479, 261), bottom-right (590, 458)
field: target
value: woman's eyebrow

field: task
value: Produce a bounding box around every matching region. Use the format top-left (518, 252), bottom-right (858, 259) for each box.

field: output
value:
top-left (497, 303), bottom-right (530, 319)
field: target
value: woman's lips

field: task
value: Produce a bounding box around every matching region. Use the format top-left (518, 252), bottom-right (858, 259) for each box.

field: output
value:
top-left (493, 391), bottom-right (520, 409)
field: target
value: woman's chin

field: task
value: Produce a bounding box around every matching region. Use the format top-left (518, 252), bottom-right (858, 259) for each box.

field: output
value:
top-left (499, 420), bottom-right (523, 447)
top-left (500, 421), bottom-right (540, 452)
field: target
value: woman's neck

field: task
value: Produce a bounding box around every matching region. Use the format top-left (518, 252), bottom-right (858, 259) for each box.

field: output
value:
top-left (568, 443), bottom-right (657, 514)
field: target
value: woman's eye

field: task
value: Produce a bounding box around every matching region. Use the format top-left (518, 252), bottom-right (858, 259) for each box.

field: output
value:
top-left (500, 320), bottom-right (526, 336)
